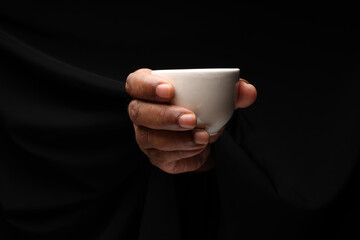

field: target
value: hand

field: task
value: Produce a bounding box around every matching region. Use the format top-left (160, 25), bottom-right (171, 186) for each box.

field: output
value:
top-left (126, 68), bottom-right (257, 174)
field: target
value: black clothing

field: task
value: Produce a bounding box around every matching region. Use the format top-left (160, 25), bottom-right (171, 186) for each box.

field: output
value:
top-left (1, 3), bottom-right (359, 240)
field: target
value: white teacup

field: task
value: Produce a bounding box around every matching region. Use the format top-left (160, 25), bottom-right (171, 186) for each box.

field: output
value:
top-left (151, 68), bottom-right (239, 135)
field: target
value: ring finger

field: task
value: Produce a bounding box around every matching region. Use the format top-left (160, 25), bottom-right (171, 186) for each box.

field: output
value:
top-left (134, 125), bottom-right (209, 151)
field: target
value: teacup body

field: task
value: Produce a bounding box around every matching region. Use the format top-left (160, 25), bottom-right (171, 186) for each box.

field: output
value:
top-left (152, 68), bottom-right (239, 135)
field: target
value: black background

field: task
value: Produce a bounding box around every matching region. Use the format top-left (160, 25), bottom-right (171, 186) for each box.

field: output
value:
top-left (1, 2), bottom-right (359, 239)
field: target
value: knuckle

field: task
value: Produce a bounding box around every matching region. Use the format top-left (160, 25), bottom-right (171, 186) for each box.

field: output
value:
top-left (168, 166), bottom-right (180, 174)
top-left (126, 69), bottom-right (156, 101)
top-left (174, 150), bottom-right (185, 161)
top-left (128, 100), bottom-right (140, 123)
top-left (150, 150), bottom-right (185, 166)
top-left (149, 155), bottom-right (180, 174)
top-left (149, 157), bottom-right (167, 171)
top-left (161, 163), bottom-right (180, 174)
top-left (127, 71), bottom-right (139, 82)
top-left (125, 73), bottom-right (135, 93)
top-left (135, 127), bottom-right (150, 148)
top-left (147, 149), bottom-right (164, 163)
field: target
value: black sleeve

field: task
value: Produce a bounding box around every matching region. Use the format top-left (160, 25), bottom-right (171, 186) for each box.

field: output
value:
top-left (0, 29), bottom-right (148, 240)
top-left (213, 63), bottom-right (360, 239)
top-left (210, 4), bottom-right (360, 237)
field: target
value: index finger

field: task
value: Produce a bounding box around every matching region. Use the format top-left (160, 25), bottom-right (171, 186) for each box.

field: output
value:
top-left (125, 68), bottom-right (174, 102)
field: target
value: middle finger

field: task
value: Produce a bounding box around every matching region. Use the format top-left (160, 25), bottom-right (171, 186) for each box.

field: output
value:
top-left (129, 99), bottom-right (197, 131)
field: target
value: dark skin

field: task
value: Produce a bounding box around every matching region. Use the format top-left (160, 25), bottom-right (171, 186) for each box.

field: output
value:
top-left (126, 68), bottom-right (257, 174)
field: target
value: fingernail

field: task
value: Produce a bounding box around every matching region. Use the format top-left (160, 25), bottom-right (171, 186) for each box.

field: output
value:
top-left (156, 84), bottom-right (171, 99)
top-left (194, 130), bottom-right (209, 145)
top-left (179, 113), bottom-right (196, 129)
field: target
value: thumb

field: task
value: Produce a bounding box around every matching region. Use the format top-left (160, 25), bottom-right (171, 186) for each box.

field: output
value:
top-left (235, 78), bottom-right (257, 109)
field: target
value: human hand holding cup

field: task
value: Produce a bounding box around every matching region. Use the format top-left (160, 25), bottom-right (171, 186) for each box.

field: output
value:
top-left (126, 68), bottom-right (256, 174)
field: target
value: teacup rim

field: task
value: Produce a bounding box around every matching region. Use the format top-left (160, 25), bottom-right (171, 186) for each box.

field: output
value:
top-left (152, 68), bottom-right (239, 73)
